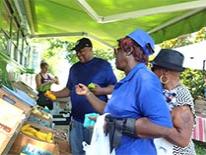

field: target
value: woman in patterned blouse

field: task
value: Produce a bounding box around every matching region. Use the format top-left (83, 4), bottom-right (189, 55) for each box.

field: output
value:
top-left (134, 49), bottom-right (196, 155)
top-left (151, 49), bottom-right (196, 155)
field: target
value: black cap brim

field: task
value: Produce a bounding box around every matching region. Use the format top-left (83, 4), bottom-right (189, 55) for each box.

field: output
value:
top-left (71, 46), bottom-right (82, 51)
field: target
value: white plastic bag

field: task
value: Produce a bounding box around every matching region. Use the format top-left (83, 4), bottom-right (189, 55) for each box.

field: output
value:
top-left (83, 114), bottom-right (115, 155)
top-left (154, 138), bottom-right (173, 155)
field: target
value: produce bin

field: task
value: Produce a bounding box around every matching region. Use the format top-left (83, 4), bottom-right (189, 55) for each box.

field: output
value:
top-left (0, 98), bottom-right (25, 154)
top-left (9, 132), bottom-right (59, 155)
top-left (0, 85), bottom-right (34, 115)
top-left (9, 123), bottom-right (59, 155)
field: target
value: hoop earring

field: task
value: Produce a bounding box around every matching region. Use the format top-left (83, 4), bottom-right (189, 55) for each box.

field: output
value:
top-left (126, 47), bottom-right (133, 56)
top-left (160, 75), bottom-right (169, 84)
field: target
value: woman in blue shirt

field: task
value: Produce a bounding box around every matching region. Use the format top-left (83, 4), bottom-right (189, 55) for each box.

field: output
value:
top-left (76, 29), bottom-right (173, 155)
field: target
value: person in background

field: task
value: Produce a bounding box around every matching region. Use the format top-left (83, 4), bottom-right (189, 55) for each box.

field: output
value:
top-left (75, 29), bottom-right (173, 155)
top-left (150, 49), bottom-right (196, 155)
top-left (35, 61), bottom-right (59, 110)
top-left (52, 37), bottom-right (117, 155)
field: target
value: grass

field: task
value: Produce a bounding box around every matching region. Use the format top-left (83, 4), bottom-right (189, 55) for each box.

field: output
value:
top-left (195, 141), bottom-right (206, 155)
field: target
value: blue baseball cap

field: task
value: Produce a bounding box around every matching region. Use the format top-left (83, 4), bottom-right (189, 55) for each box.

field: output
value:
top-left (127, 29), bottom-right (155, 56)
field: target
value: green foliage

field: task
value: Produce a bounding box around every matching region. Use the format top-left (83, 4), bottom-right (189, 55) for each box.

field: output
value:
top-left (23, 68), bottom-right (34, 74)
top-left (194, 28), bottom-right (206, 43)
top-left (160, 35), bottom-right (193, 49)
top-left (65, 50), bottom-right (79, 64)
top-left (113, 69), bottom-right (125, 81)
top-left (41, 39), bottom-right (74, 74)
top-left (160, 27), bottom-right (206, 49)
top-left (43, 39), bottom-right (75, 63)
top-left (195, 141), bottom-right (206, 155)
top-left (180, 69), bottom-right (205, 99)
top-left (93, 49), bottom-right (114, 61)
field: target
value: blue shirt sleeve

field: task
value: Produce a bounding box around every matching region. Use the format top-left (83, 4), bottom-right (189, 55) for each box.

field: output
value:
top-left (138, 75), bottom-right (173, 128)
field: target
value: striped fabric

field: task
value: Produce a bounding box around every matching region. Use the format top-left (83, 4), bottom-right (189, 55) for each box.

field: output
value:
top-left (192, 115), bottom-right (206, 142)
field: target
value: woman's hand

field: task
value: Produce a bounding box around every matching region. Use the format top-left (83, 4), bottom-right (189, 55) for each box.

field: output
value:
top-left (50, 76), bottom-right (58, 84)
top-left (75, 83), bottom-right (90, 96)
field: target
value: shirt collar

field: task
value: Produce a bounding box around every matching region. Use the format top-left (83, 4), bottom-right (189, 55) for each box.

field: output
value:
top-left (118, 63), bottom-right (146, 84)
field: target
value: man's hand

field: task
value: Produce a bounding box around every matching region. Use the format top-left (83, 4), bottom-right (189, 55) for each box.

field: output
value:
top-left (75, 83), bottom-right (91, 96)
top-left (90, 83), bottom-right (103, 95)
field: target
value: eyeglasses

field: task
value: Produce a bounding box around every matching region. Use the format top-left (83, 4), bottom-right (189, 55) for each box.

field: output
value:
top-left (0, 123), bottom-right (12, 134)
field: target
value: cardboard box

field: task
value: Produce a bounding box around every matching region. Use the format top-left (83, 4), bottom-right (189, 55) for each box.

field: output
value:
top-left (9, 122), bottom-right (59, 154)
top-left (0, 98), bottom-right (25, 154)
top-left (9, 132), bottom-right (59, 155)
top-left (12, 81), bottom-right (38, 100)
top-left (0, 87), bottom-right (31, 115)
top-left (29, 113), bottom-right (52, 128)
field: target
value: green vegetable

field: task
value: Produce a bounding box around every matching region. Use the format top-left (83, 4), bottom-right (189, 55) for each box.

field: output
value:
top-left (38, 82), bottom-right (52, 92)
top-left (88, 83), bottom-right (96, 89)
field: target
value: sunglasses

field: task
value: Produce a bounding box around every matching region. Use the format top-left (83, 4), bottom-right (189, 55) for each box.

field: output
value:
top-left (0, 123), bottom-right (12, 134)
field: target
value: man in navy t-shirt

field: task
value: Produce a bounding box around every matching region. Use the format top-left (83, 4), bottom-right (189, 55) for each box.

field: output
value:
top-left (53, 38), bottom-right (117, 155)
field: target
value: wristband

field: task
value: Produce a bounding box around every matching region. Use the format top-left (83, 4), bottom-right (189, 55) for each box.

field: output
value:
top-left (105, 115), bottom-right (136, 137)
top-left (105, 115), bottom-right (137, 152)
top-left (122, 118), bottom-right (136, 137)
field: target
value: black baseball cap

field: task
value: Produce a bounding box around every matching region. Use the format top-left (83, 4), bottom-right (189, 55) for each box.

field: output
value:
top-left (72, 38), bottom-right (92, 51)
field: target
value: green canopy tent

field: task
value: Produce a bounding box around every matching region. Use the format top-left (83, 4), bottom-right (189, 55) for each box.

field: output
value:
top-left (14, 0), bottom-right (206, 47)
